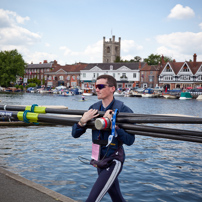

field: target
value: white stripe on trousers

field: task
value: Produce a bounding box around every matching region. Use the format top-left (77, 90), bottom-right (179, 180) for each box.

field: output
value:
top-left (95, 159), bottom-right (121, 202)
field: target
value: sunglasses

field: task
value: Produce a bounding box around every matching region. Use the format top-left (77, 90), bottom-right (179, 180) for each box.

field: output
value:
top-left (95, 84), bottom-right (108, 90)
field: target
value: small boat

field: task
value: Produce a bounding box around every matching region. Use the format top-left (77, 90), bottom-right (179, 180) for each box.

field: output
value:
top-left (142, 88), bottom-right (158, 98)
top-left (131, 88), bottom-right (144, 97)
top-left (114, 90), bottom-right (125, 97)
top-left (179, 92), bottom-right (192, 100)
top-left (162, 89), bottom-right (181, 99)
top-left (196, 95), bottom-right (202, 100)
top-left (82, 88), bottom-right (93, 96)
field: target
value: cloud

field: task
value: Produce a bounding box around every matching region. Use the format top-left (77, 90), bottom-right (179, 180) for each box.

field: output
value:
top-left (25, 51), bottom-right (58, 64)
top-left (121, 40), bottom-right (143, 53)
top-left (156, 32), bottom-right (202, 61)
top-left (59, 40), bottom-right (103, 63)
top-left (0, 8), bottom-right (30, 27)
top-left (167, 4), bottom-right (195, 20)
top-left (0, 8), bottom-right (41, 52)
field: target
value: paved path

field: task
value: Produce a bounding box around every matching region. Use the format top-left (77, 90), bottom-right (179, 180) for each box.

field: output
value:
top-left (0, 167), bottom-right (76, 202)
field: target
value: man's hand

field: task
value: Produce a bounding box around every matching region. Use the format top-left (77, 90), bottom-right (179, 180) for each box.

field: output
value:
top-left (79, 109), bottom-right (99, 126)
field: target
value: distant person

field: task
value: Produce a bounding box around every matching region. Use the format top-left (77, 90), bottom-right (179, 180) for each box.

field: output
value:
top-left (82, 95), bottom-right (85, 101)
top-left (72, 75), bottom-right (135, 201)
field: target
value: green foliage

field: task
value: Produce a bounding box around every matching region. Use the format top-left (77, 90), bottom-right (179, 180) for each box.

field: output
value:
top-left (144, 54), bottom-right (172, 65)
top-left (28, 78), bottom-right (41, 86)
top-left (144, 54), bottom-right (161, 65)
top-left (115, 56), bottom-right (142, 63)
top-left (164, 56), bottom-right (172, 63)
top-left (25, 83), bottom-right (36, 89)
top-left (0, 49), bottom-right (26, 87)
top-left (19, 85), bottom-right (24, 90)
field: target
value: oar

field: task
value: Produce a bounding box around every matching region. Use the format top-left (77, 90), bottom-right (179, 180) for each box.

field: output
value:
top-left (0, 105), bottom-right (199, 120)
top-left (2, 110), bottom-right (202, 143)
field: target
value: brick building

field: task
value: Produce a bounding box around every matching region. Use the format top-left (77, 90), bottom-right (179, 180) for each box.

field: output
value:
top-left (25, 60), bottom-right (87, 88)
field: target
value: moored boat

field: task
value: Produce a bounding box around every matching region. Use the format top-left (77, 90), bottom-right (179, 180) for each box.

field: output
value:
top-left (82, 88), bottom-right (94, 96)
top-left (162, 89), bottom-right (181, 99)
top-left (196, 95), bottom-right (202, 100)
top-left (142, 88), bottom-right (158, 98)
top-left (114, 90), bottom-right (125, 97)
top-left (179, 92), bottom-right (192, 100)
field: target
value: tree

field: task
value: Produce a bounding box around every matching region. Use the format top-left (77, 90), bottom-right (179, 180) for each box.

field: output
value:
top-left (114, 56), bottom-right (123, 62)
top-left (0, 49), bottom-right (26, 87)
top-left (134, 56), bottom-right (142, 62)
top-left (144, 54), bottom-right (173, 65)
top-left (163, 56), bottom-right (172, 63)
top-left (144, 54), bottom-right (161, 65)
top-left (114, 56), bottom-right (142, 63)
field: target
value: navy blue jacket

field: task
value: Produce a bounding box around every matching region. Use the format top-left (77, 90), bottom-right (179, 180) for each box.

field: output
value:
top-left (72, 98), bottom-right (135, 161)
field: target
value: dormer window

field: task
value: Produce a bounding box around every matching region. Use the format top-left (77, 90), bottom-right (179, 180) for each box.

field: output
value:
top-left (165, 65), bottom-right (172, 72)
top-left (183, 65), bottom-right (189, 72)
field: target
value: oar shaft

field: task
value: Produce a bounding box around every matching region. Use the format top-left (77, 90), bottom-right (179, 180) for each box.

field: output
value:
top-left (116, 117), bottom-right (202, 124)
top-left (118, 123), bottom-right (202, 137)
top-left (0, 105), bottom-right (199, 120)
top-left (125, 130), bottom-right (202, 143)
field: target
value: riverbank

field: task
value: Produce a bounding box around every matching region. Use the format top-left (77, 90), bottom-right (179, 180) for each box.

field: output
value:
top-left (0, 167), bottom-right (75, 202)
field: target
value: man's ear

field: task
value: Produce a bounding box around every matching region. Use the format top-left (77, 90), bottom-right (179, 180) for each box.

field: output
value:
top-left (111, 86), bottom-right (116, 93)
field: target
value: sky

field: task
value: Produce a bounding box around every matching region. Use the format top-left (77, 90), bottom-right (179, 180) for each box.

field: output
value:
top-left (0, 0), bottom-right (202, 65)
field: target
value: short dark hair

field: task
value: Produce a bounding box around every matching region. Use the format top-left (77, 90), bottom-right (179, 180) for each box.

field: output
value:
top-left (96, 75), bottom-right (117, 90)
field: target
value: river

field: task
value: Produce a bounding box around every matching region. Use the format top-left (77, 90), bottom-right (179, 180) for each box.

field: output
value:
top-left (0, 93), bottom-right (202, 202)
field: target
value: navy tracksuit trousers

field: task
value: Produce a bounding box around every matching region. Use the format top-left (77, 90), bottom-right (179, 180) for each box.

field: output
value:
top-left (86, 159), bottom-right (126, 202)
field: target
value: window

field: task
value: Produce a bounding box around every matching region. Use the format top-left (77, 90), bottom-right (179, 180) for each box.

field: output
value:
top-left (59, 76), bottom-right (63, 80)
top-left (113, 73), bottom-right (115, 78)
top-left (198, 75), bottom-right (202, 80)
top-left (93, 73), bottom-right (96, 78)
top-left (181, 75), bottom-right (190, 80)
top-left (165, 65), bottom-right (172, 72)
top-left (107, 46), bottom-right (110, 53)
top-left (149, 76), bottom-right (154, 82)
top-left (133, 73), bottom-right (136, 78)
top-left (164, 76), bottom-right (173, 81)
top-left (83, 73), bottom-right (86, 78)
top-left (183, 65), bottom-right (190, 72)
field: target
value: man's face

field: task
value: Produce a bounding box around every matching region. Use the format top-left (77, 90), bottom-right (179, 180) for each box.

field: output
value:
top-left (95, 78), bottom-right (115, 100)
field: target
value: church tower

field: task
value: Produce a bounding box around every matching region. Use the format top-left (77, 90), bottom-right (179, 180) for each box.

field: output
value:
top-left (103, 35), bottom-right (121, 63)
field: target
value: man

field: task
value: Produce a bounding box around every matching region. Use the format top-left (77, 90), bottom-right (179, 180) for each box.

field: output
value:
top-left (72, 75), bottom-right (135, 202)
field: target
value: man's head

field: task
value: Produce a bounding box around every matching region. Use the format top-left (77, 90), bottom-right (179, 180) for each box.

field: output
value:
top-left (96, 75), bottom-right (117, 90)
top-left (95, 75), bottom-right (117, 100)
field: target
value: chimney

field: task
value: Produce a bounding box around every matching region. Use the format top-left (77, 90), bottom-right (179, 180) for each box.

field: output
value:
top-left (173, 59), bottom-right (176, 62)
top-left (112, 35), bottom-right (115, 42)
top-left (139, 62), bottom-right (141, 69)
top-left (54, 60), bottom-right (57, 65)
top-left (193, 53), bottom-right (197, 66)
top-left (43, 60), bottom-right (48, 63)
